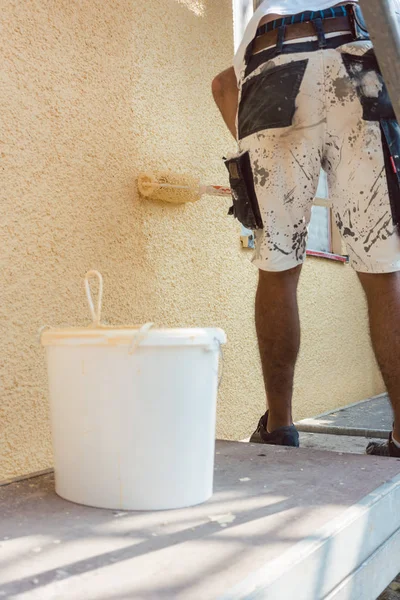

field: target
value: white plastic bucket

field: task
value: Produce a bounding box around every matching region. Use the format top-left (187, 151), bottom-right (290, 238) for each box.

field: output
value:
top-left (41, 272), bottom-right (226, 511)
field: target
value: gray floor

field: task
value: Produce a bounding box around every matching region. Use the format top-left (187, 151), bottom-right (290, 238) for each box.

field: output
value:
top-left (2, 439), bottom-right (400, 599)
top-left (299, 395), bottom-right (393, 431)
top-left (296, 394), bottom-right (393, 438)
top-left (2, 395), bottom-right (400, 600)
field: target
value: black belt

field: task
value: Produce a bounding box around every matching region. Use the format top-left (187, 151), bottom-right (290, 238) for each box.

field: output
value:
top-left (256, 5), bottom-right (351, 37)
top-left (244, 4), bottom-right (369, 78)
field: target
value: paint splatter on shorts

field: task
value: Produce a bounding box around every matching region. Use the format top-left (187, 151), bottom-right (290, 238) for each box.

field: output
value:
top-left (237, 39), bottom-right (400, 273)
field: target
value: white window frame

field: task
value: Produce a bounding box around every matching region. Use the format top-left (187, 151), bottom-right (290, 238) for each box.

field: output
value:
top-left (235, 0), bottom-right (346, 261)
top-left (309, 198), bottom-right (346, 262)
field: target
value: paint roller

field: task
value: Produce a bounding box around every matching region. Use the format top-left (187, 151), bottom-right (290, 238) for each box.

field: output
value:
top-left (137, 172), bottom-right (232, 204)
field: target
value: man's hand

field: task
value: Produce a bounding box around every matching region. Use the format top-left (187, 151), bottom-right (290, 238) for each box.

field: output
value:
top-left (212, 67), bottom-right (239, 140)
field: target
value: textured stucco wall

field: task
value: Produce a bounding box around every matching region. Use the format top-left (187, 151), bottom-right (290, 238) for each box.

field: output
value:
top-left (1, 0), bottom-right (384, 480)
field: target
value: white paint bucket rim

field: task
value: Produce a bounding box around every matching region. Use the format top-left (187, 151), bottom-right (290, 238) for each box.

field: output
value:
top-left (41, 326), bottom-right (227, 348)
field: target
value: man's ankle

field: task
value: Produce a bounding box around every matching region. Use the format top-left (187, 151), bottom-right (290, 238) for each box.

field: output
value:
top-left (266, 411), bottom-right (293, 433)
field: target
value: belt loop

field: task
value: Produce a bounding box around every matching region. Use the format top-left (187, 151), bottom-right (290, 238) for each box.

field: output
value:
top-left (313, 17), bottom-right (327, 48)
top-left (276, 24), bottom-right (286, 54)
top-left (347, 4), bottom-right (355, 40)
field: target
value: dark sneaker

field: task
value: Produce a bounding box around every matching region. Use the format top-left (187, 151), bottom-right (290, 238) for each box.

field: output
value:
top-left (366, 433), bottom-right (400, 457)
top-left (250, 411), bottom-right (299, 447)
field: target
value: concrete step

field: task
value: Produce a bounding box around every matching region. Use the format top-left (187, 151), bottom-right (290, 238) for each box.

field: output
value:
top-left (2, 441), bottom-right (400, 600)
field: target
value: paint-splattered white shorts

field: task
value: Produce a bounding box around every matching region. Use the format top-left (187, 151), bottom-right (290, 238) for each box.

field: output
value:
top-left (237, 38), bottom-right (400, 273)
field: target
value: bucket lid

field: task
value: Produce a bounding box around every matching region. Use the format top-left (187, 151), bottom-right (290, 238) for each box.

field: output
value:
top-left (41, 326), bottom-right (226, 347)
top-left (40, 272), bottom-right (227, 348)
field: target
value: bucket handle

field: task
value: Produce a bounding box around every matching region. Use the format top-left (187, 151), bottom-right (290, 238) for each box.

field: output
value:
top-left (84, 270), bottom-right (103, 327)
top-left (214, 337), bottom-right (225, 390)
top-left (128, 322), bottom-right (154, 354)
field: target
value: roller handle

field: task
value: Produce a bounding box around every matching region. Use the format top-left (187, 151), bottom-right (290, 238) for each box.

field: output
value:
top-left (200, 185), bottom-right (232, 197)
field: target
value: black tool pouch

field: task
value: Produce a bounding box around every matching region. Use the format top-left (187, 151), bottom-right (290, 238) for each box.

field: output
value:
top-left (347, 4), bottom-right (370, 41)
top-left (224, 151), bottom-right (264, 230)
top-left (381, 119), bottom-right (400, 230)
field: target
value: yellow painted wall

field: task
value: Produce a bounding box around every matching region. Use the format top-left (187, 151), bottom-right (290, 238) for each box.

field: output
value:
top-left (296, 259), bottom-right (384, 421)
top-left (1, 0), bottom-right (384, 480)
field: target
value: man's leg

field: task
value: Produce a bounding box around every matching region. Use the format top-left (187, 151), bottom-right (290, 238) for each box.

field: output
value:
top-left (255, 267), bottom-right (302, 433)
top-left (358, 272), bottom-right (400, 451)
top-left (211, 67), bottom-right (239, 140)
top-left (212, 58), bottom-right (321, 449)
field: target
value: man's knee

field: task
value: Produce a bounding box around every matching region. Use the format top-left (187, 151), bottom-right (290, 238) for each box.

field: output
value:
top-left (258, 266), bottom-right (302, 291)
top-left (358, 270), bottom-right (400, 295)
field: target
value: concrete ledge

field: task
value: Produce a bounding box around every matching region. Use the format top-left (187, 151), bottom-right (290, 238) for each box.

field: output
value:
top-left (296, 394), bottom-right (392, 439)
top-left (222, 470), bottom-right (400, 600)
top-left (296, 423), bottom-right (390, 439)
top-left (325, 527), bottom-right (400, 600)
